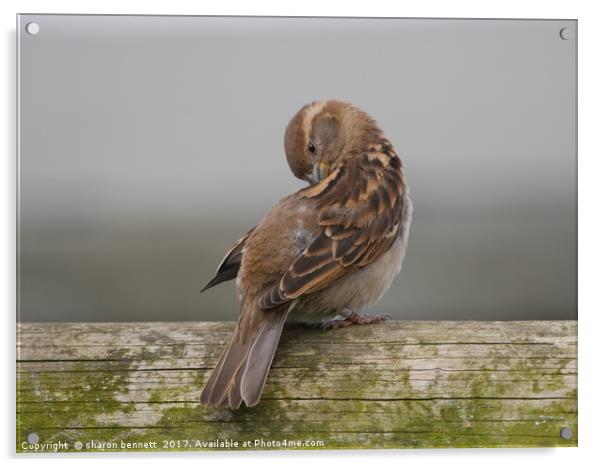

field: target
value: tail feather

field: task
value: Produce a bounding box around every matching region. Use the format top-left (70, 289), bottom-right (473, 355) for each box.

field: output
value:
top-left (241, 308), bottom-right (291, 406)
top-left (200, 304), bottom-right (293, 409)
top-left (227, 365), bottom-right (245, 409)
top-left (199, 342), bottom-right (227, 405)
top-left (200, 334), bottom-right (250, 407)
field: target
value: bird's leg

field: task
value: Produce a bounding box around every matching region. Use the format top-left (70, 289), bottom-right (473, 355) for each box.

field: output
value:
top-left (321, 308), bottom-right (392, 330)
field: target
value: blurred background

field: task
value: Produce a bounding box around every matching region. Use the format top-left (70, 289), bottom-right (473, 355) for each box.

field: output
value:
top-left (18, 15), bottom-right (576, 322)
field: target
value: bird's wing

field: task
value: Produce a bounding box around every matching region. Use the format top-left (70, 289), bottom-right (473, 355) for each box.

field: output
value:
top-left (201, 226), bottom-right (256, 292)
top-left (260, 145), bottom-right (406, 309)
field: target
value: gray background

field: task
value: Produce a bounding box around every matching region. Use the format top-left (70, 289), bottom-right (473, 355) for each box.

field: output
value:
top-left (17, 15), bottom-right (577, 322)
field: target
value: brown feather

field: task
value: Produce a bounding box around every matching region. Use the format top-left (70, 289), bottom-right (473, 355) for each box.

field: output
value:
top-left (202, 100), bottom-right (409, 409)
top-left (260, 148), bottom-right (405, 309)
top-left (200, 226), bottom-right (256, 293)
top-left (240, 307), bottom-right (291, 406)
top-left (200, 302), bottom-right (291, 409)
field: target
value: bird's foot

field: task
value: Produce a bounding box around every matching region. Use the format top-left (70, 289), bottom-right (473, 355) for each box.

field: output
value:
top-left (321, 312), bottom-right (392, 330)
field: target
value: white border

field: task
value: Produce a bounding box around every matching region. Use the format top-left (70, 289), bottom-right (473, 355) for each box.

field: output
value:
top-left (2, 1), bottom-right (599, 466)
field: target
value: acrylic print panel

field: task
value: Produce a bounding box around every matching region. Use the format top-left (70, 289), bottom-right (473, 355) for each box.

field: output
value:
top-left (17, 15), bottom-right (577, 452)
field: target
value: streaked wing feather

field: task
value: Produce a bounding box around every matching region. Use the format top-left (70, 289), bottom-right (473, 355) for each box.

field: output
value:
top-left (201, 226), bottom-right (256, 292)
top-left (261, 147), bottom-right (405, 309)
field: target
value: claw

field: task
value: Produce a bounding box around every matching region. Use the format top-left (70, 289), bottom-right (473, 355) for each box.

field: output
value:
top-left (321, 312), bottom-right (391, 330)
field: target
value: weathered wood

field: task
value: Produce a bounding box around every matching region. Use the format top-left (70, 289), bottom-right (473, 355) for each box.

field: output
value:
top-left (16, 321), bottom-right (577, 451)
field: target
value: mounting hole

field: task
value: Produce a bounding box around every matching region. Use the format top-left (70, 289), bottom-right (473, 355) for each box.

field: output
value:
top-left (25, 22), bottom-right (40, 35)
top-left (560, 427), bottom-right (573, 440)
top-left (26, 432), bottom-right (39, 444)
top-left (559, 27), bottom-right (572, 40)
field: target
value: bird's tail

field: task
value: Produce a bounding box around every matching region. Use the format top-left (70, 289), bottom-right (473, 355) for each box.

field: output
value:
top-left (200, 303), bottom-right (292, 409)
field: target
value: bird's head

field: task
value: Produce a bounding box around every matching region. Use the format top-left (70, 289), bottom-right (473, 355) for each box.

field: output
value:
top-left (284, 100), bottom-right (379, 184)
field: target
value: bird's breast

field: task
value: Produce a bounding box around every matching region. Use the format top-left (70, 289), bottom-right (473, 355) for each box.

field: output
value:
top-left (289, 192), bottom-right (413, 324)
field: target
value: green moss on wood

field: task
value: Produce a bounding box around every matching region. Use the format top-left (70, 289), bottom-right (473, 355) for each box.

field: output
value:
top-left (16, 321), bottom-right (577, 451)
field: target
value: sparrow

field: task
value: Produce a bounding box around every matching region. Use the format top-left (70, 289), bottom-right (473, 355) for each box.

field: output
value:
top-left (200, 100), bottom-right (413, 409)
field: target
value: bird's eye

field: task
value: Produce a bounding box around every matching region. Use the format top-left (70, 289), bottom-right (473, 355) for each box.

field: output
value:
top-left (307, 142), bottom-right (316, 154)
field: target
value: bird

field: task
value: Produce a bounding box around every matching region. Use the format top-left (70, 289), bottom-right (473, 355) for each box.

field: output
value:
top-left (199, 100), bottom-right (413, 409)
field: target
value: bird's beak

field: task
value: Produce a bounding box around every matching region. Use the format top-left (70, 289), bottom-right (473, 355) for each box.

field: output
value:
top-left (309, 161), bottom-right (329, 184)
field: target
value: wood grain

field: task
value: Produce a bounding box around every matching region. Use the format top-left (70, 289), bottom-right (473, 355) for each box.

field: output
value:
top-left (17, 321), bottom-right (577, 451)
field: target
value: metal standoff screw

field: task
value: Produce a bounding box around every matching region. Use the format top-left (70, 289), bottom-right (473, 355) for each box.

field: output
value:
top-left (25, 22), bottom-right (40, 35)
top-left (559, 27), bottom-right (572, 40)
top-left (560, 427), bottom-right (573, 440)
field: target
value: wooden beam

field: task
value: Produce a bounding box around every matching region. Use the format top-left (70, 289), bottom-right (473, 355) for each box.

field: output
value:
top-left (16, 321), bottom-right (577, 451)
